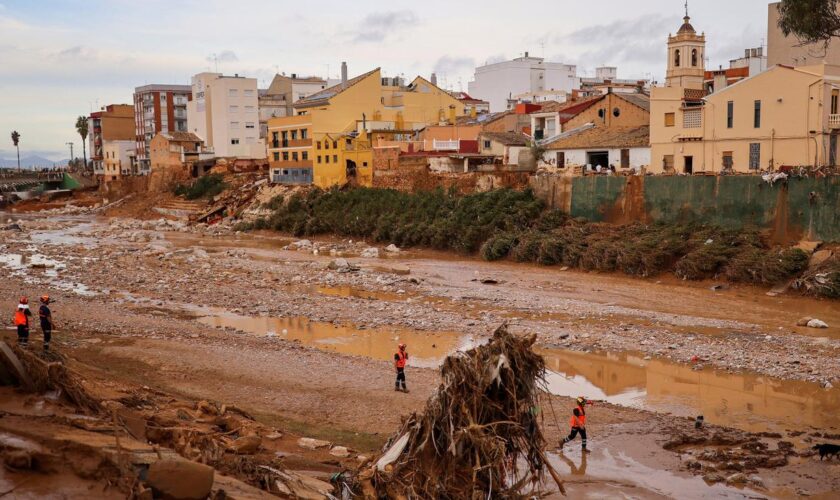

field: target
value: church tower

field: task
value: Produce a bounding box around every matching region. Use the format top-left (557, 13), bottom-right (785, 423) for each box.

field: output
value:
top-left (665, 5), bottom-right (706, 89)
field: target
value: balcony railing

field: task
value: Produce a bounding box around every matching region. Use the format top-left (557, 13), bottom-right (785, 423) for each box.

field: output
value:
top-left (432, 139), bottom-right (460, 151)
top-left (830, 114), bottom-right (840, 129)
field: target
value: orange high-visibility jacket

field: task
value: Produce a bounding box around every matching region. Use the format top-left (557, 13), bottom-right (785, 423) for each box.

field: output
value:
top-left (13, 310), bottom-right (28, 327)
top-left (395, 350), bottom-right (408, 368)
top-left (569, 415), bottom-right (584, 429)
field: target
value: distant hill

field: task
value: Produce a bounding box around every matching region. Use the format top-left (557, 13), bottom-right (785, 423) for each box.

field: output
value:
top-left (0, 156), bottom-right (69, 169)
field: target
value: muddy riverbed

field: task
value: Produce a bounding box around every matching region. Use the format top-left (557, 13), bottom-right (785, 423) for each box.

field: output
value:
top-left (1, 213), bottom-right (839, 497)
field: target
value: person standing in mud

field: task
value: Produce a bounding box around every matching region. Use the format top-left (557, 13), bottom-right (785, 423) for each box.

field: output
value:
top-left (38, 295), bottom-right (54, 351)
top-left (394, 343), bottom-right (409, 392)
top-left (13, 297), bottom-right (32, 347)
top-left (560, 408), bottom-right (588, 452)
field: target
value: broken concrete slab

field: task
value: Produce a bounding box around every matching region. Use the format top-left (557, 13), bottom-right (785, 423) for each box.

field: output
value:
top-left (329, 445), bottom-right (351, 458)
top-left (795, 240), bottom-right (822, 254)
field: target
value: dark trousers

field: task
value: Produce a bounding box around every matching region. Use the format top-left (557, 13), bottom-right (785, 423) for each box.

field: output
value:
top-left (41, 322), bottom-right (51, 349)
top-left (563, 427), bottom-right (587, 448)
top-left (17, 325), bottom-right (29, 345)
top-left (395, 368), bottom-right (406, 389)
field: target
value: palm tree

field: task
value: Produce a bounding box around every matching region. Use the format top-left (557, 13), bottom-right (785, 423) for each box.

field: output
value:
top-left (75, 116), bottom-right (89, 169)
top-left (10, 131), bottom-right (21, 172)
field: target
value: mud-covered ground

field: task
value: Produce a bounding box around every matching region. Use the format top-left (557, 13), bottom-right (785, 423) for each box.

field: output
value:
top-left (1, 213), bottom-right (839, 498)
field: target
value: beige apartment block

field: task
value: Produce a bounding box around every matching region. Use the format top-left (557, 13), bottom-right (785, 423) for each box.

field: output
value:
top-left (187, 72), bottom-right (266, 159)
top-left (651, 64), bottom-right (840, 174)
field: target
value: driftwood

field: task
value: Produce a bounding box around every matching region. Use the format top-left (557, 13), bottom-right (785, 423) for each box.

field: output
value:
top-left (353, 324), bottom-right (564, 499)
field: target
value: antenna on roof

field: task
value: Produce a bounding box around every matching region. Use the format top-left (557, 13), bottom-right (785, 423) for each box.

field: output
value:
top-left (685, 0), bottom-right (689, 17)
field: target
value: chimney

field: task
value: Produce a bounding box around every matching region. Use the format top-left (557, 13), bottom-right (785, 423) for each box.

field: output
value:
top-left (341, 62), bottom-right (348, 84)
top-left (431, 73), bottom-right (438, 86)
top-left (448, 104), bottom-right (456, 125)
top-left (524, 51), bottom-right (529, 58)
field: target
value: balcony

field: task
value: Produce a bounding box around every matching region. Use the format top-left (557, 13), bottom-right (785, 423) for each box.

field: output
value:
top-left (830, 114), bottom-right (840, 129)
top-left (431, 139), bottom-right (460, 151)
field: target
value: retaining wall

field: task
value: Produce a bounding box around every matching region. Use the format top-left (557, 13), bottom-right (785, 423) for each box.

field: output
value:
top-left (529, 175), bottom-right (840, 243)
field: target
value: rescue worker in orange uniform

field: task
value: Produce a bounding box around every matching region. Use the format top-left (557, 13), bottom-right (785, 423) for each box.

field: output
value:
top-left (14, 297), bottom-right (33, 347)
top-left (394, 343), bottom-right (409, 392)
top-left (561, 408), bottom-right (589, 452)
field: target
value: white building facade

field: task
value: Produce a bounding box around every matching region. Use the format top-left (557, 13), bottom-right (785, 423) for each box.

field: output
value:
top-left (468, 54), bottom-right (580, 112)
top-left (187, 72), bottom-right (266, 159)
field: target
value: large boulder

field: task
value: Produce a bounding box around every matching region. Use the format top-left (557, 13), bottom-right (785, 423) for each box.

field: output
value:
top-left (147, 459), bottom-right (214, 500)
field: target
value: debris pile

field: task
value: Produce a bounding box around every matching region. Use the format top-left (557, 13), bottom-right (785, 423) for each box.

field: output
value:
top-left (355, 325), bottom-right (564, 498)
top-left (793, 254), bottom-right (840, 299)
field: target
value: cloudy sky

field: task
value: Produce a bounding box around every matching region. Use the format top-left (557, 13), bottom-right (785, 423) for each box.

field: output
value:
top-left (1, 0), bottom-right (774, 160)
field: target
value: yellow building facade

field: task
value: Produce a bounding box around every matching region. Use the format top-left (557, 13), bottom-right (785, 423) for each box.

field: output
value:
top-left (651, 14), bottom-right (840, 173)
top-left (267, 68), bottom-right (465, 187)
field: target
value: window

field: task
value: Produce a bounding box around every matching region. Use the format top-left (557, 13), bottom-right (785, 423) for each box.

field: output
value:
top-left (302, 151), bottom-right (309, 161)
top-left (722, 152), bottom-right (733, 170)
top-left (324, 140), bottom-right (329, 150)
top-left (317, 156), bottom-right (322, 164)
top-left (282, 131), bottom-right (288, 141)
top-left (483, 140), bottom-right (491, 149)
top-left (683, 108), bottom-right (701, 128)
top-left (621, 149), bottom-right (630, 168)
top-left (557, 152), bottom-right (565, 168)
top-left (282, 152), bottom-right (289, 161)
top-left (229, 105), bottom-right (239, 113)
top-left (273, 152), bottom-right (280, 161)
top-left (832, 90), bottom-right (839, 115)
top-left (664, 113), bottom-right (675, 127)
top-left (691, 49), bottom-right (698, 67)
top-left (749, 143), bottom-right (760, 170)
top-left (754, 100), bottom-right (761, 128)
top-left (292, 152), bottom-right (298, 161)
top-left (243, 89), bottom-right (254, 97)
top-left (230, 121), bottom-right (239, 129)
top-left (316, 141), bottom-right (321, 150)
top-left (674, 49), bottom-right (681, 67)
top-left (362, 162), bottom-right (368, 167)
top-left (613, 107), bottom-right (621, 118)
top-left (245, 122), bottom-right (255, 129)
top-left (727, 101), bottom-right (734, 128)
top-left (229, 89), bottom-right (238, 97)
top-left (291, 130), bottom-right (297, 140)
top-left (244, 105), bottom-right (255, 112)
top-left (333, 141), bottom-right (338, 149)
top-left (325, 155), bottom-right (330, 164)
top-left (663, 155), bottom-right (675, 171)
top-left (333, 154), bottom-right (338, 163)
top-left (231, 138), bottom-right (240, 145)
top-left (300, 129), bottom-right (308, 139)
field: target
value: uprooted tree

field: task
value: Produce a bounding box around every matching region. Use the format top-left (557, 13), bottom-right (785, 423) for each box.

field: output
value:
top-left (352, 325), bottom-right (565, 499)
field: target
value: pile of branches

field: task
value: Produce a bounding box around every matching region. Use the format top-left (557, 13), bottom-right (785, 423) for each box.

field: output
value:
top-left (354, 325), bottom-right (563, 499)
top-left (10, 345), bottom-right (101, 413)
top-left (793, 254), bottom-right (840, 299)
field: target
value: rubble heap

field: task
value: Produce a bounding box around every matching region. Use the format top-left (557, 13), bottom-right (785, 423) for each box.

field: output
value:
top-left (354, 325), bottom-right (564, 498)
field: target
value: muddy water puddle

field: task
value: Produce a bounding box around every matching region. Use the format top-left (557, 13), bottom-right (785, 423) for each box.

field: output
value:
top-left (540, 348), bottom-right (840, 434)
top-left (546, 448), bottom-right (760, 499)
top-left (195, 310), bottom-right (481, 368)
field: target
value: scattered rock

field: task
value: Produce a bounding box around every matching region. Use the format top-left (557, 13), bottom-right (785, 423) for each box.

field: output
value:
top-left (360, 247), bottom-right (380, 259)
top-left (297, 437), bottom-right (330, 450)
top-left (807, 319), bottom-right (829, 329)
top-left (147, 459), bottom-right (214, 500)
top-left (795, 240), bottom-right (822, 254)
top-left (230, 435), bottom-right (262, 455)
top-left (796, 317), bottom-right (813, 327)
top-left (329, 446), bottom-right (351, 458)
top-left (384, 244), bottom-right (400, 253)
top-left (725, 472), bottom-right (747, 485)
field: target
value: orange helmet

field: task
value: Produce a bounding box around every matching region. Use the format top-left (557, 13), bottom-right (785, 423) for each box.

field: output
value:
top-left (19, 297), bottom-right (28, 305)
top-left (40, 295), bottom-right (50, 304)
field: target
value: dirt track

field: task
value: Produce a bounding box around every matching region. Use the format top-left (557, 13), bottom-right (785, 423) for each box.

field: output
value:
top-left (1, 213), bottom-right (839, 498)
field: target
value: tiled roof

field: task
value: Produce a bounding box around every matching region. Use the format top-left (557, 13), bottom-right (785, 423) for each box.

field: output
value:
top-left (480, 131), bottom-right (530, 146)
top-left (160, 131), bottom-right (203, 143)
top-left (615, 93), bottom-right (650, 112)
top-left (545, 125), bottom-right (649, 150)
top-left (295, 68), bottom-right (380, 108)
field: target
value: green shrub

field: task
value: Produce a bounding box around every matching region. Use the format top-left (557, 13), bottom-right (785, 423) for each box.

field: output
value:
top-left (174, 174), bottom-right (226, 200)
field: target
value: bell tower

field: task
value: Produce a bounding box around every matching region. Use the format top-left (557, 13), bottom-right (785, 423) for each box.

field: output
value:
top-left (665, 3), bottom-right (706, 89)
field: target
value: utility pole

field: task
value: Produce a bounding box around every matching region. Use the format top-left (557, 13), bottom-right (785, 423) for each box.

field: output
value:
top-left (66, 142), bottom-right (74, 168)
